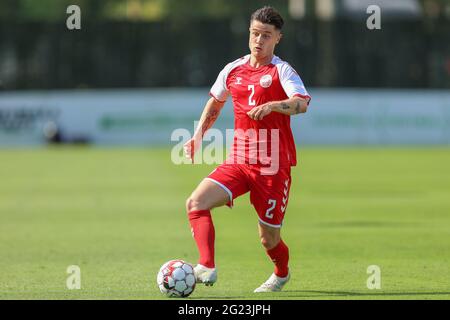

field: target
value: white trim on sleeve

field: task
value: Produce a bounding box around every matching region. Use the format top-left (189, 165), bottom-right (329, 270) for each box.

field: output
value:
top-left (209, 55), bottom-right (250, 102)
top-left (274, 56), bottom-right (310, 101)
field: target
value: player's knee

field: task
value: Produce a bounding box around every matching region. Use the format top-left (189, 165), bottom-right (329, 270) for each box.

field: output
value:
top-left (185, 197), bottom-right (197, 212)
top-left (186, 196), bottom-right (207, 213)
top-left (260, 234), bottom-right (280, 250)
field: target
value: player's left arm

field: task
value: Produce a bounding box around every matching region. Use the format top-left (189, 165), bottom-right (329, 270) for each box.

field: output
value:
top-left (247, 96), bottom-right (309, 121)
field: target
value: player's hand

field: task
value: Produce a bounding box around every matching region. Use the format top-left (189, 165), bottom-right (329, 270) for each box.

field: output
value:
top-left (247, 103), bottom-right (273, 120)
top-left (183, 136), bottom-right (202, 163)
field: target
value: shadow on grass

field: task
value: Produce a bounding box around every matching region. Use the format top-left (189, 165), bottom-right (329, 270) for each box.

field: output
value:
top-left (189, 296), bottom-right (246, 300)
top-left (185, 290), bottom-right (450, 300)
top-left (282, 290), bottom-right (450, 298)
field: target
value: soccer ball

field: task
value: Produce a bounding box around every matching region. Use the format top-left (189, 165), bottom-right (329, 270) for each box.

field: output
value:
top-left (157, 260), bottom-right (196, 298)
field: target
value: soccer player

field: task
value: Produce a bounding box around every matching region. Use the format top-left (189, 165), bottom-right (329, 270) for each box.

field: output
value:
top-left (184, 6), bottom-right (311, 292)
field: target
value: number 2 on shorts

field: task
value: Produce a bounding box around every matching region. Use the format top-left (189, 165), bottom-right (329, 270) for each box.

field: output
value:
top-left (265, 199), bottom-right (277, 219)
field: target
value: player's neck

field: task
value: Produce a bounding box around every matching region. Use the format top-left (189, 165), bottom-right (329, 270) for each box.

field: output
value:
top-left (249, 54), bottom-right (274, 68)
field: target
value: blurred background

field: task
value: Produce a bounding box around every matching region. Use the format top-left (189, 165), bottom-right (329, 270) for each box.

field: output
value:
top-left (1, 0), bottom-right (450, 300)
top-left (0, 0), bottom-right (449, 146)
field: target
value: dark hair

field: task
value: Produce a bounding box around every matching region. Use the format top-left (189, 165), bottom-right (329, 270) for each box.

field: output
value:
top-left (250, 6), bottom-right (284, 30)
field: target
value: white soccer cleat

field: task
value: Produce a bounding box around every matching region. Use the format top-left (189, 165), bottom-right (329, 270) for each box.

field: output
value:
top-left (253, 273), bottom-right (290, 293)
top-left (194, 264), bottom-right (217, 286)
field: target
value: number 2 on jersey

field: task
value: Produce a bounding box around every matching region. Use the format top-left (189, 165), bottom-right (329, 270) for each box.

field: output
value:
top-left (248, 84), bottom-right (256, 106)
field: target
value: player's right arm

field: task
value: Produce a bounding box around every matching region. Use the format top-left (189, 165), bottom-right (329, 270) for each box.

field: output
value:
top-left (183, 97), bottom-right (225, 161)
top-left (184, 61), bottom-right (232, 161)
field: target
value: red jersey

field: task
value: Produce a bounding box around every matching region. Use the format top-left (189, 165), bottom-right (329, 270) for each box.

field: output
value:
top-left (209, 55), bottom-right (311, 169)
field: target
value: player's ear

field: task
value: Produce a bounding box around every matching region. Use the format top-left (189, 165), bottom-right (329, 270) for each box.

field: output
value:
top-left (276, 32), bottom-right (283, 44)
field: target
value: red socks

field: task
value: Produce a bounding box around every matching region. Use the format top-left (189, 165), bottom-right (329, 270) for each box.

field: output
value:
top-left (188, 208), bottom-right (288, 276)
top-left (188, 210), bottom-right (215, 268)
top-left (266, 239), bottom-right (289, 278)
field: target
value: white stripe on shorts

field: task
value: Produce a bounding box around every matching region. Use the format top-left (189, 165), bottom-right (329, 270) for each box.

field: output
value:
top-left (204, 178), bottom-right (233, 204)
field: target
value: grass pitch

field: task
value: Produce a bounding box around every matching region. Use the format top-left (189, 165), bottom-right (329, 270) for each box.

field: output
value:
top-left (0, 146), bottom-right (449, 300)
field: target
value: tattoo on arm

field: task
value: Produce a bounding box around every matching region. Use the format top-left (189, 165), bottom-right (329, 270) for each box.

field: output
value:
top-left (201, 108), bottom-right (220, 136)
top-left (295, 101), bottom-right (301, 114)
top-left (275, 99), bottom-right (305, 115)
top-left (281, 102), bottom-right (290, 110)
top-left (280, 101), bottom-right (300, 114)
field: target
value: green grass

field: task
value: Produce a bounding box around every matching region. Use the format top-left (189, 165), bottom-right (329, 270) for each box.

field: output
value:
top-left (0, 146), bottom-right (449, 300)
